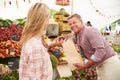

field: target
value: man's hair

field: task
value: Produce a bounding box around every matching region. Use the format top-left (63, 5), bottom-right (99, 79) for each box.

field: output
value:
top-left (67, 13), bottom-right (83, 22)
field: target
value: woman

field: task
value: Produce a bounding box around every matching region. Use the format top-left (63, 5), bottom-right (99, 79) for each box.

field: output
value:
top-left (19, 3), bottom-right (53, 80)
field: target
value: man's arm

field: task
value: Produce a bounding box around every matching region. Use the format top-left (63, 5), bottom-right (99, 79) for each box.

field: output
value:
top-left (74, 59), bottom-right (97, 70)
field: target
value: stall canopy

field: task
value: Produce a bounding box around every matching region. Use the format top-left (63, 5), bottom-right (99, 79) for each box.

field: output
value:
top-left (0, 0), bottom-right (120, 30)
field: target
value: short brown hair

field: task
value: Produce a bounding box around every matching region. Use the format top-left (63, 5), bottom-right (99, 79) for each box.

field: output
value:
top-left (67, 14), bottom-right (83, 22)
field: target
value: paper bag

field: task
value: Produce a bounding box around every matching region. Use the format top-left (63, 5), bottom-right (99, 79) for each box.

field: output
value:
top-left (62, 39), bottom-right (84, 70)
top-left (56, 63), bottom-right (72, 77)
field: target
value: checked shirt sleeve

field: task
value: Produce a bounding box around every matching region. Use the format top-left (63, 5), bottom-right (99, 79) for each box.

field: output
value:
top-left (86, 28), bottom-right (106, 62)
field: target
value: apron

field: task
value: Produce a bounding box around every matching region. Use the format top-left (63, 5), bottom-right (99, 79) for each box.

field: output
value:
top-left (96, 55), bottom-right (120, 80)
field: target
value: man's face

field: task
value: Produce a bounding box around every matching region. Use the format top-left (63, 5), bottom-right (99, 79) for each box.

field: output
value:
top-left (68, 17), bottom-right (83, 34)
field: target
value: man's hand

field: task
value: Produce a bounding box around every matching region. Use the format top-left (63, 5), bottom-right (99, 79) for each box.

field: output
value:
top-left (74, 59), bottom-right (97, 70)
top-left (74, 63), bottom-right (87, 70)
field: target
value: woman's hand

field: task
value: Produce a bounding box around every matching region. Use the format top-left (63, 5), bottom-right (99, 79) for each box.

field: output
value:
top-left (47, 36), bottom-right (65, 49)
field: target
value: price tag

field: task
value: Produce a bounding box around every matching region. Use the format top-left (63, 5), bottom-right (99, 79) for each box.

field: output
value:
top-left (10, 47), bottom-right (15, 55)
top-left (8, 57), bottom-right (19, 69)
top-left (11, 34), bottom-right (19, 41)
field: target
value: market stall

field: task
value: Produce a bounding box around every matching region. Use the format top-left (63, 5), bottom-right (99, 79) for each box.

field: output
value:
top-left (0, 0), bottom-right (120, 80)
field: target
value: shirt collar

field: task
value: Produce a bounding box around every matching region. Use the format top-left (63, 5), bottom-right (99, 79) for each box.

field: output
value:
top-left (77, 26), bottom-right (85, 37)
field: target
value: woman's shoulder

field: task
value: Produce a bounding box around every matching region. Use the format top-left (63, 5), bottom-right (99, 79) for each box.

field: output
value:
top-left (24, 37), bottom-right (42, 48)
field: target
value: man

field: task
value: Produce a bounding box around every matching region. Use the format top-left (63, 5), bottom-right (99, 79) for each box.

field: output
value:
top-left (115, 22), bottom-right (120, 35)
top-left (86, 21), bottom-right (92, 27)
top-left (67, 14), bottom-right (120, 80)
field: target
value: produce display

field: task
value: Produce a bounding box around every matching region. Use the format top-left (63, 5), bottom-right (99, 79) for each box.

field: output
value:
top-left (0, 19), bottom-right (23, 79)
top-left (0, 24), bottom-right (23, 41)
top-left (3, 70), bottom-right (19, 80)
top-left (0, 64), bottom-right (19, 80)
top-left (84, 68), bottom-right (97, 80)
top-left (46, 37), bottom-right (98, 80)
top-left (0, 40), bottom-right (21, 58)
top-left (3, 2), bottom-right (119, 79)
top-left (54, 8), bottom-right (70, 32)
top-left (45, 36), bottom-right (67, 62)
top-left (55, 68), bottom-right (97, 80)
top-left (50, 47), bottom-right (65, 62)
top-left (0, 18), bottom-right (100, 80)
top-left (0, 18), bottom-right (23, 58)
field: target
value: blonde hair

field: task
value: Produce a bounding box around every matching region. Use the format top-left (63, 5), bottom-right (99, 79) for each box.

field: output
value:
top-left (19, 3), bottom-right (49, 46)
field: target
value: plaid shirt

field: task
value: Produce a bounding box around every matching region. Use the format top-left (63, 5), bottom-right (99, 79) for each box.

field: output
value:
top-left (73, 26), bottom-right (115, 64)
top-left (19, 37), bottom-right (53, 80)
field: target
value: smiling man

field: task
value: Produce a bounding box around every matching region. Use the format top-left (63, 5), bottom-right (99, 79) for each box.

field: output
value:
top-left (67, 13), bottom-right (120, 80)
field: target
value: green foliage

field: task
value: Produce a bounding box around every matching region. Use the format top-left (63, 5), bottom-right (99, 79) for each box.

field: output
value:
top-left (13, 18), bottom-right (26, 27)
top-left (56, 76), bottom-right (75, 80)
top-left (55, 70), bottom-right (86, 80)
top-left (50, 55), bottom-right (59, 68)
top-left (100, 27), bottom-right (105, 33)
top-left (100, 18), bottom-right (120, 31)
top-left (50, 9), bottom-right (57, 18)
top-left (0, 19), bottom-right (13, 27)
top-left (3, 70), bottom-right (19, 80)
top-left (55, 8), bottom-right (69, 16)
top-left (110, 23), bottom-right (116, 30)
top-left (112, 45), bottom-right (120, 53)
top-left (79, 70), bottom-right (85, 76)
top-left (110, 19), bottom-right (120, 30)
top-left (112, 19), bottom-right (120, 25)
top-left (0, 18), bottom-right (26, 28)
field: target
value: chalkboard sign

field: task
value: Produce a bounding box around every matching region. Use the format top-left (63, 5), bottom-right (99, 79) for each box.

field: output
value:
top-left (11, 34), bottom-right (19, 41)
top-left (8, 57), bottom-right (19, 69)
